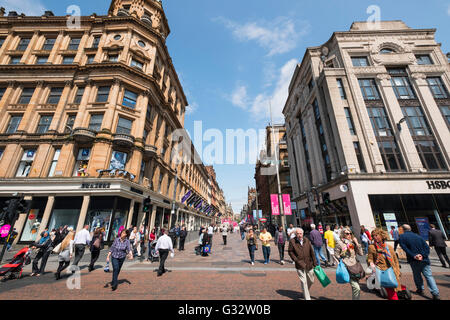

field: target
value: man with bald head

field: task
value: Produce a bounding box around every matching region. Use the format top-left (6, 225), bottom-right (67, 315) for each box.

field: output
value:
top-left (288, 228), bottom-right (317, 300)
top-left (399, 224), bottom-right (440, 300)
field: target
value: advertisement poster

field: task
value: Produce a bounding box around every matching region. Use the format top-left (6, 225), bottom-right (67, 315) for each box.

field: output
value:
top-left (253, 210), bottom-right (257, 219)
top-left (270, 194), bottom-right (280, 215)
top-left (282, 194), bottom-right (292, 216)
top-left (258, 210), bottom-right (262, 219)
top-left (415, 217), bottom-right (430, 241)
top-left (109, 151), bottom-right (127, 170)
top-left (383, 213), bottom-right (398, 240)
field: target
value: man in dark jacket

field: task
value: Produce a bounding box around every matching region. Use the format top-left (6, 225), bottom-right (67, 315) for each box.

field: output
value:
top-left (399, 224), bottom-right (440, 300)
top-left (179, 226), bottom-right (187, 251)
top-left (288, 228), bottom-right (317, 300)
top-left (30, 231), bottom-right (53, 276)
top-left (428, 224), bottom-right (449, 268)
top-left (309, 224), bottom-right (328, 267)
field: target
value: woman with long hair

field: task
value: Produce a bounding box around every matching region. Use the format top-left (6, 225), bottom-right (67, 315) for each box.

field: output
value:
top-left (55, 230), bottom-right (75, 280)
top-left (368, 228), bottom-right (402, 300)
top-left (89, 228), bottom-right (104, 272)
top-left (106, 229), bottom-right (133, 291)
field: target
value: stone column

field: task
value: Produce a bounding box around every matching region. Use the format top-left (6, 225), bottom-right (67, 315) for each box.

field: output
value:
top-left (36, 196), bottom-right (55, 241)
top-left (0, 81), bottom-right (17, 120)
top-left (48, 31), bottom-right (65, 64)
top-left (102, 78), bottom-right (121, 131)
top-left (76, 195), bottom-right (91, 232)
top-left (13, 214), bottom-right (27, 245)
top-left (49, 80), bottom-right (73, 132)
top-left (346, 181), bottom-right (376, 237)
top-left (149, 205), bottom-right (157, 231)
top-left (377, 74), bottom-right (423, 172)
top-left (17, 80), bottom-right (46, 132)
top-left (126, 199), bottom-right (135, 228)
top-left (73, 79), bottom-right (94, 129)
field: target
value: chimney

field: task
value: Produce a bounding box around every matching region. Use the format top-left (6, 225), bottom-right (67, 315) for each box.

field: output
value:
top-left (0, 7), bottom-right (5, 17)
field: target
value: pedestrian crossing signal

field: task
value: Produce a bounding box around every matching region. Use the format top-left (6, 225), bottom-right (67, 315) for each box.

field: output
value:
top-left (143, 197), bottom-right (151, 213)
top-left (322, 192), bottom-right (330, 205)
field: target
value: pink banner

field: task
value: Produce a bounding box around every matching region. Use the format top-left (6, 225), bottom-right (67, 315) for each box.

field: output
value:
top-left (271, 194), bottom-right (280, 215)
top-left (282, 194), bottom-right (292, 216)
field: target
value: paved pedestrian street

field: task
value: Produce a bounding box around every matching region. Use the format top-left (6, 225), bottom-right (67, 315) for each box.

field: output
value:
top-left (0, 233), bottom-right (448, 300)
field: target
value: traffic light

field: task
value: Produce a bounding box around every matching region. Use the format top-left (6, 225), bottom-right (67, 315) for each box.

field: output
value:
top-left (143, 197), bottom-right (151, 213)
top-left (322, 192), bottom-right (331, 205)
top-left (0, 197), bottom-right (31, 226)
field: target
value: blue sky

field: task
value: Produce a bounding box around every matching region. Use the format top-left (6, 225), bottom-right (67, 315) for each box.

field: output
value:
top-left (2, 0), bottom-right (449, 213)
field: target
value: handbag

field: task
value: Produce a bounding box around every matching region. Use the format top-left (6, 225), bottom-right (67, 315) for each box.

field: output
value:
top-left (375, 245), bottom-right (398, 288)
top-left (314, 265), bottom-right (331, 288)
top-left (346, 261), bottom-right (366, 280)
top-left (52, 242), bottom-right (62, 254)
top-left (336, 260), bottom-right (350, 284)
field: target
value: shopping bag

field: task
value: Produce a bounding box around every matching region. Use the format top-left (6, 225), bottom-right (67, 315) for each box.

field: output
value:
top-left (314, 265), bottom-right (331, 288)
top-left (336, 260), bottom-right (350, 284)
top-left (376, 267), bottom-right (398, 288)
top-left (104, 262), bottom-right (110, 273)
top-left (52, 242), bottom-right (62, 254)
top-left (202, 245), bottom-right (211, 254)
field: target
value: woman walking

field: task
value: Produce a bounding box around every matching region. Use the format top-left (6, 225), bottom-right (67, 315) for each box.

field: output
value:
top-left (106, 229), bottom-right (133, 291)
top-left (88, 228), bottom-right (104, 272)
top-left (246, 229), bottom-right (258, 265)
top-left (275, 226), bottom-right (287, 265)
top-left (368, 228), bottom-right (402, 300)
top-left (334, 227), bottom-right (364, 300)
top-left (55, 230), bottom-right (75, 280)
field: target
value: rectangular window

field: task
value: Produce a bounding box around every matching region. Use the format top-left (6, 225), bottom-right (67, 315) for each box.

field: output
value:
top-left (6, 115), bottom-right (22, 134)
top-left (116, 117), bottom-right (132, 135)
top-left (337, 79), bottom-right (346, 99)
top-left (16, 38), bottom-right (30, 51)
top-left (0, 148), bottom-right (3, 161)
top-left (415, 54), bottom-right (433, 65)
top-left (390, 76), bottom-right (416, 99)
top-left (414, 140), bottom-right (447, 171)
top-left (10, 56), bottom-right (21, 64)
top-left (16, 149), bottom-right (36, 177)
top-left (158, 172), bottom-right (164, 193)
top-left (109, 151), bottom-right (127, 170)
top-left (68, 37), bottom-right (81, 51)
top-left (0, 38), bottom-right (5, 49)
top-left (36, 115), bottom-right (53, 134)
top-left (65, 114), bottom-right (76, 133)
top-left (42, 38), bottom-right (56, 51)
top-left (353, 142), bottom-right (366, 172)
top-left (401, 106), bottom-right (431, 136)
top-left (87, 55), bottom-right (95, 64)
top-left (0, 87), bottom-right (5, 100)
top-left (88, 114), bottom-right (103, 131)
top-left (143, 129), bottom-right (148, 144)
top-left (109, 54), bottom-right (118, 62)
top-left (62, 56), bottom-right (75, 64)
top-left (131, 59), bottom-right (143, 69)
top-left (48, 149), bottom-right (61, 177)
top-left (74, 148), bottom-right (90, 177)
top-left (47, 87), bottom-right (63, 104)
top-left (92, 36), bottom-right (100, 49)
top-left (18, 88), bottom-right (35, 104)
top-left (439, 106), bottom-right (450, 129)
top-left (377, 141), bottom-right (405, 172)
top-left (344, 107), bottom-right (356, 135)
top-left (96, 86), bottom-right (110, 103)
top-left (36, 56), bottom-right (48, 64)
top-left (351, 56), bottom-right (369, 67)
top-left (122, 89), bottom-right (138, 109)
top-left (358, 79), bottom-right (380, 100)
top-left (74, 87), bottom-right (85, 104)
top-left (426, 77), bottom-right (448, 99)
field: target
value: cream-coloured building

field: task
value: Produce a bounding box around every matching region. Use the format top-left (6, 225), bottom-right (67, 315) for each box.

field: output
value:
top-left (0, 0), bottom-right (219, 244)
top-left (283, 21), bottom-right (450, 238)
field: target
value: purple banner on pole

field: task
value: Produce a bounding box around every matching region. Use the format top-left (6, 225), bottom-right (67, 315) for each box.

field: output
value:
top-left (181, 190), bottom-right (192, 203)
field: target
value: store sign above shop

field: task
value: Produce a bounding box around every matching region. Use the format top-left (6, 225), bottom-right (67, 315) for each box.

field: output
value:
top-left (81, 183), bottom-right (111, 189)
top-left (426, 181), bottom-right (450, 190)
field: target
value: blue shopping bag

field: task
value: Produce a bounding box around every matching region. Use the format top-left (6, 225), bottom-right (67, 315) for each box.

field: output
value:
top-left (202, 245), bottom-right (211, 254)
top-left (336, 260), bottom-right (350, 284)
top-left (376, 267), bottom-right (398, 288)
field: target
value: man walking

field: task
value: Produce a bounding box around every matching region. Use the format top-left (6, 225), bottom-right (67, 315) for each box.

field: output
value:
top-left (208, 224), bottom-right (214, 251)
top-left (179, 226), bottom-right (187, 251)
top-left (309, 224), bottom-right (328, 267)
top-left (155, 229), bottom-right (174, 277)
top-left (72, 225), bottom-right (91, 270)
top-left (288, 228), bottom-right (317, 300)
top-left (221, 225), bottom-right (228, 245)
top-left (323, 225), bottom-right (336, 266)
top-left (428, 224), bottom-right (449, 268)
top-left (399, 224), bottom-right (440, 300)
top-left (390, 225), bottom-right (400, 252)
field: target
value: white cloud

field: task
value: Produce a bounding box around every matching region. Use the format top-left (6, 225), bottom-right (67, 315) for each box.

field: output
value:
top-left (0, 0), bottom-right (46, 16)
top-left (231, 85), bottom-right (248, 109)
top-left (185, 102), bottom-right (198, 116)
top-left (215, 16), bottom-right (309, 57)
top-left (448, 4), bottom-right (450, 16)
top-left (250, 59), bottom-right (298, 123)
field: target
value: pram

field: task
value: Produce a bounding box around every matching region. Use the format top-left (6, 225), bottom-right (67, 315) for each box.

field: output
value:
top-left (0, 247), bottom-right (31, 281)
top-left (148, 240), bottom-right (159, 263)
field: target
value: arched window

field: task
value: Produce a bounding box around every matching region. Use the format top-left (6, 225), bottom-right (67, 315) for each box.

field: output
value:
top-left (380, 48), bottom-right (395, 54)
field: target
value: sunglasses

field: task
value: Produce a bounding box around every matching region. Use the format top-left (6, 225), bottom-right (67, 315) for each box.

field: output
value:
top-left (345, 232), bottom-right (351, 235)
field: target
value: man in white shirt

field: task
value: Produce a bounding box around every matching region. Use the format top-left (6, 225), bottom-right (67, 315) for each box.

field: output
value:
top-left (287, 224), bottom-right (296, 240)
top-left (155, 229), bottom-right (174, 277)
top-left (72, 225), bottom-right (92, 269)
top-left (208, 224), bottom-right (214, 252)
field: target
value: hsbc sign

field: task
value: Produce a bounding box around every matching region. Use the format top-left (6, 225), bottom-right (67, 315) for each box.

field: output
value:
top-left (426, 181), bottom-right (450, 190)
